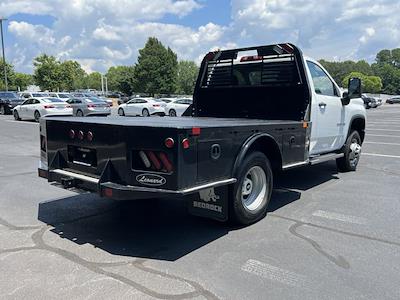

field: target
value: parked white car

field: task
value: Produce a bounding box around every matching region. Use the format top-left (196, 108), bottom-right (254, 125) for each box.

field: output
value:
top-left (13, 97), bottom-right (72, 122)
top-left (117, 98), bottom-right (165, 117)
top-left (48, 92), bottom-right (71, 100)
top-left (19, 92), bottom-right (50, 100)
top-left (165, 98), bottom-right (193, 116)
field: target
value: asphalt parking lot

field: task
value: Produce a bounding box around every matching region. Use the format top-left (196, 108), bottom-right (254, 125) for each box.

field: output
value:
top-left (1, 105), bottom-right (400, 299)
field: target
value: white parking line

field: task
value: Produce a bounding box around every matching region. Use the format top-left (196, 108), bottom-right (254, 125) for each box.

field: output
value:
top-left (241, 259), bottom-right (307, 287)
top-left (364, 141), bottom-right (400, 146)
top-left (367, 129), bottom-right (400, 132)
top-left (312, 210), bottom-right (367, 225)
top-left (363, 153), bottom-right (400, 159)
top-left (366, 134), bottom-right (400, 138)
top-left (4, 120), bottom-right (38, 125)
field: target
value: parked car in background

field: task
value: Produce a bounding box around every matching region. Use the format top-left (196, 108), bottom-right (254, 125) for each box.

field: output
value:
top-left (165, 98), bottom-right (193, 116)
top-left (19, 92), bottom-right (50, 100)
top-left (117, 98), bottom-right (165, 117)
top-left (67, 97), bottom-right (111, 117)
top-left (0, 91), bottom-right (24, 115)
top-left (386, 96), bottom-right (400, 104)
top-left (49, 92), bottom-right (71, 100)
top-left (13, 97), bottom-right (72, 122)
top-left (361, 94), bottom-right (376, 108)
top-left (375, 97), bottom-right (383, 106)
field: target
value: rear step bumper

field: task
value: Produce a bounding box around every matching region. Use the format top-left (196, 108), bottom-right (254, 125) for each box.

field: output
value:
top-left (39, 168), bottom-right (236, 200)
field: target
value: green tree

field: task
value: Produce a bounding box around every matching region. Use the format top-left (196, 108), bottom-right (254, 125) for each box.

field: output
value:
top-left (106, 65), bottom-right (135, 95)
top-left (319, 59), bottom-right (373, 86)
top-left (133, 37), bottom-right (178, 95)
top-left (372, 63), bottom-right (400, 94)
top-left (59, 60), bottom-right (86, 91)
top-left (13, 73), bottom-right (33, 91)
top-left (0, 61), bottom-right (15, 90)
top-left (33, 54), bottom-right (62, 91)
top-left (81, 72), bottom-right (102, 90)
top-left (342, 72), bottom-right (382, 93)
top-left (176, 60), bottom-right (199, 94)
top-left (376, 49), bottom-right (392, 65)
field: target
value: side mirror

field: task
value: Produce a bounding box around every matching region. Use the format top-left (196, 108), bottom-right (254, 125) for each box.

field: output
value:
top-left (342, 77), bottom-right (361, 105)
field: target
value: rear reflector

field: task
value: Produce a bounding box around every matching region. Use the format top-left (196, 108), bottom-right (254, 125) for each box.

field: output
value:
top-left (240, 55), bottom-right (263, 62)
top-left (139, 151), bottom-right (151, 168)
top-left (192, 127), bottom-right (201, 135)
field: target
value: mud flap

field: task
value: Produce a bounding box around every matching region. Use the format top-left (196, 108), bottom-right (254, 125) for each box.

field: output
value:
top-left (187, 185), bottom-right (229, 222)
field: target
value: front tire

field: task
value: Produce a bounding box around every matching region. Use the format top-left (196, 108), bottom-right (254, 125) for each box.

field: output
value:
top-left (34, 110), bottom-right (41, 122)
top-left (336, 130), bottom-right (362, 172)
top-left (169, 109), bottom-right (177, 117)
top-left (230, 151), bottom-right (273, 225)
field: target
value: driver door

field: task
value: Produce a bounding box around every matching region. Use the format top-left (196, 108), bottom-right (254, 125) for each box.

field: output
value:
top-left (307, 61), bottom-right (345, 155)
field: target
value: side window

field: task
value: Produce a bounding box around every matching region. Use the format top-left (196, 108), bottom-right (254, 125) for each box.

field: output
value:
top-left (22, 99), bottom-right (31, 105)
top-left (34, 99), bottom-right (41, 104)
top-left (307, 61), bottom-right (338, 97)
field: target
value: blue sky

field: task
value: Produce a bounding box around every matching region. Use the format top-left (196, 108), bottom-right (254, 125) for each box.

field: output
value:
top-left (1, 0), bottom-right (399, 73)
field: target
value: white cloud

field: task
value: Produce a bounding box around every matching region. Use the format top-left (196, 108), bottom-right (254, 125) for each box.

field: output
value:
top-left (3, 0), bottom-right (400, 73)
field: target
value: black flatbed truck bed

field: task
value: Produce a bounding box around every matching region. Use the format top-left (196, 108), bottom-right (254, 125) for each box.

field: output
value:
top-left (39, 43), bottom-right (355, 224)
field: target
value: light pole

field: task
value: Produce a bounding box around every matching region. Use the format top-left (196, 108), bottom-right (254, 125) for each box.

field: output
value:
top-left (0, 18), bottom-right (8, 91)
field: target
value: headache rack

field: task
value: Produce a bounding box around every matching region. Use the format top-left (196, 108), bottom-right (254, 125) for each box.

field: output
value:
top-left (200, 43), bottom-right (303, 88)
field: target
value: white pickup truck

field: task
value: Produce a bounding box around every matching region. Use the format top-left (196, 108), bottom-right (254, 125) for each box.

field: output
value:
top-left (38, 43), bottom-right (366, 225)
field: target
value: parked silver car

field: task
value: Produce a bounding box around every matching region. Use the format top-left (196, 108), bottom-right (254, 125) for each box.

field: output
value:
top-left (67, 97), bottom-right (111, 117)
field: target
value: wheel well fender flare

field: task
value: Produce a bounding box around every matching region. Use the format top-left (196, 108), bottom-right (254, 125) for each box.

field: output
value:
top-left (347, 115), bottom-right (366, 143)
top-left (232, 133), bottom-right (282, 177)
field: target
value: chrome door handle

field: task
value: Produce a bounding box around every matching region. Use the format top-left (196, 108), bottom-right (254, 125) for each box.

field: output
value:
top-left (319, 102), bottom-right (327, 108)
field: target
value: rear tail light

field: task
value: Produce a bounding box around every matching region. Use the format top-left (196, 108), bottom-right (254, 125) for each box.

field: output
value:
top-left (69, 129), bottom-right (75, 139)
top-left (87, 131), bottom-right (94, 142)
top-left (66, 105), bottom-right (71, 108)
top-left (182, 138), bottom-right (190, 149)
top-left (191, 127), bottom-right (201, 136)
top-left (44, 105), bottom-right (55, 109)
top-left (77, 130), bottom-right (84, 140)
top-left (146, 151), bottom-right (162, 170)
top-left (164, 138), bottom-right (174, 148)
top-left (153, 104), bottom-right (160, 107)
top-left (158, 152), bottom-right (173, 173)
top-left (240, 55), bottom-right (263, 62)
top-left (87, 104), bottom-right (96, 108)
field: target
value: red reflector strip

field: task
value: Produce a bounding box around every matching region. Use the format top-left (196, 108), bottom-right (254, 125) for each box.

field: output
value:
top-left (158, 152), bottom-right (173, 173)
top-left (146, 151), bottom-right (162, 170)
top-left (240, 55), bottom-right (263, 62)
top-left (192, 127), bottom-right (201, 135)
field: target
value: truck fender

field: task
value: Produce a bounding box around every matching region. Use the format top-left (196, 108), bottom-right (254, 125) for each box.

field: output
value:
top-left (347, 115), bottom-right (366, 144)
top-left (232, 133), bottom-right (282, 177)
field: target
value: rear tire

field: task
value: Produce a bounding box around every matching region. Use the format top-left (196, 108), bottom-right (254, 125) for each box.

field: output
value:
top-left (169, 109), bottom-right (177, 117)
top-left (34, 110), bottom-right (41, 122)
top-left (230, 151), bottom-right (273, 225)
top-left (76, 110), bottom-right (84, 117)
top-left (13, 110), bottom-right (20, 121)
top-left (142, 108), bottom-right (150, 117)
top-left (118, 108), bottom-right (125, 116)
top-left (336, 130), bottom-right (362, 172)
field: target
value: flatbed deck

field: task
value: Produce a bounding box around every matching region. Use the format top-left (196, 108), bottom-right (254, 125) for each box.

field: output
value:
top-left (45, 116), bottom-right (302, 128)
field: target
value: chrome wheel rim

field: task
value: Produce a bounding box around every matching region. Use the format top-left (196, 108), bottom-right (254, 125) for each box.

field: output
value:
top-left (118, 109), bottom-right (124, 116)
top-left (143, 110), bottom-right (149, 117)
top-left (241, 166), bottom-right (267, 211)
top-left (349, 139), bottom-right (361, 167)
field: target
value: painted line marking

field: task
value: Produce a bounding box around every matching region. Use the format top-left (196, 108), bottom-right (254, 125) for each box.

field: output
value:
top-left (363, 153), bottom-right (400, 159)
top-left (364, 141), bottom-right (400, 146)
top-left (241, 259), bottom-right (307, 287)
top-left (312, 210), bottom-right (367, 225)
top-left (4, 120), bottom-right (39, 125)
top-left (367, 129), bottom-right (400, 132)
top-left (366, 134), bottom-right (400, 138)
